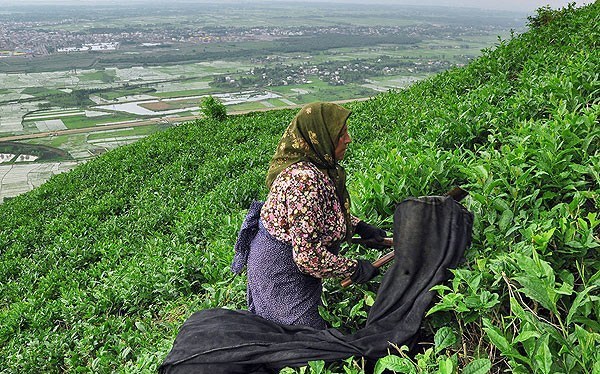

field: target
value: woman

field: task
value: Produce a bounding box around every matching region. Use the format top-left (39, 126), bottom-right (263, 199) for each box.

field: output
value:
top-left (232, 102), bottom-right (387, 330)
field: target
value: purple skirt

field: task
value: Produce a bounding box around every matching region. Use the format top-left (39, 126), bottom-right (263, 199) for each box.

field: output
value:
top-left (232, 201), bottom-right (326, 330)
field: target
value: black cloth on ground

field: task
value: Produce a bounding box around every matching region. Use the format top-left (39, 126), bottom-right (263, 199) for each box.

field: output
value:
top-left (159, 196), bottom-right (473, 374)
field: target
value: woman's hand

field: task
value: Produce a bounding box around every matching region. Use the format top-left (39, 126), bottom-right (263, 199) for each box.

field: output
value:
top-left (355, 221), bottom-right (388, 249)
top-left (350, 259), bottom-right (380, 284)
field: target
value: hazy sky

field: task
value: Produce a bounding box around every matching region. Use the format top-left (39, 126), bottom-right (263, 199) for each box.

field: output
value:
top-left (0, 0), bottom-right (594, 12)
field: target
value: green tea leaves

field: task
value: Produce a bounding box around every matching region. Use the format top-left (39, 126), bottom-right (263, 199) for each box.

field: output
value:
top-left (434, 327), bottom-right (457, 354)
top-left (513, 250), bottom-right (561, 314)
top-left (462, 358), bottom-right (492, 374)
top-left (483, 318), bottom-right (513, 356)
top-left (533, 334), bottom-right (553, 374)
top-left (374, 355), bottom-right (416, 374)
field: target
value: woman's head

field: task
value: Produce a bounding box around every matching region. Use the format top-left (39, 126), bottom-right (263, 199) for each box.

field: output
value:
top-left (268, 102), bottom-right (351, 176)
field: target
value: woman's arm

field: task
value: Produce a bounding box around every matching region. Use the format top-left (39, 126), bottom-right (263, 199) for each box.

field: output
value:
top-left (286, 169), bottom-right (357, 279)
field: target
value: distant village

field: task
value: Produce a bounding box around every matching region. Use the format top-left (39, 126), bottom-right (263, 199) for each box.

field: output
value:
top-left (1, 21), bottom-right (502, 58)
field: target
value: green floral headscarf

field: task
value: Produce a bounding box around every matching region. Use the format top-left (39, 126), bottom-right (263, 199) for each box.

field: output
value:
top-left (266, 102), bottom-right (353, 241)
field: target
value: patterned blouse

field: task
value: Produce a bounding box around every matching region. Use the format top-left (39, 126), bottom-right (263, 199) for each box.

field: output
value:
top-left (261, 161), bottom-right (360, 279)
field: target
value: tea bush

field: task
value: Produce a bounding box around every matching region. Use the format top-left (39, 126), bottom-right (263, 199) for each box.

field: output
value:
top-left (1, 3), bottom-right (598, 373)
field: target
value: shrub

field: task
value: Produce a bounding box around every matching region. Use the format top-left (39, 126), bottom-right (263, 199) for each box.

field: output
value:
top-left (200, 95), bottom-right (227, 121)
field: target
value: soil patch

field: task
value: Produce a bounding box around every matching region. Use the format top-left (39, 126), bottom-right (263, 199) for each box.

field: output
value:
top-left (140, 101), bottom-right (173, 111)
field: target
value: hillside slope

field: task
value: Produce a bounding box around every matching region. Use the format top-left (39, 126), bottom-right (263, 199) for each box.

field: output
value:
top-left (1, 4), bottom-right (598, 373)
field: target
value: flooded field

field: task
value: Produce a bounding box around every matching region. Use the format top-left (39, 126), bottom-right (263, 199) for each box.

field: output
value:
top-left (0, 153), bottom-right (15, 163)
top-left (35, 119), bottom-right (68, 132)
top-left (0, 102), bottom-right (40, 134)
top-left (0, 161), bottom-right (80, 203)
top-left (0, 152), bottom-right (40, 163)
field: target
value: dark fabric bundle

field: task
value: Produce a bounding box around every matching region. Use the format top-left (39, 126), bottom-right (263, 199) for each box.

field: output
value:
top-left (159, 196), bottom-right (473, 374)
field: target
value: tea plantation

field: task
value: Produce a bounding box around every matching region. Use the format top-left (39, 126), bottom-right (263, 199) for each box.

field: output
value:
top-left (1, 4), bottom-right (598, 373)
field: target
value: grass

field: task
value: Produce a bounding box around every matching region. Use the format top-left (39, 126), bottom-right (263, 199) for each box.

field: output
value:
top-left (227, 101), bottom-right (270, 112)
top-left (153, 84), bottom-right (239, 98)
top-left (0, 53), bottom-right (98, 73)
top-left (270, 98), bottom-right (295, 107)
top-left (21, 87), bottom-right (66, 97)
top-left (59, 113), bottom-right (141, 129)
top-left (85, 124), bottom-right (169, 142)
top-left (96, 87), bottom-right (158, 101)
top-left (79, 70), bottom-right (117, 83)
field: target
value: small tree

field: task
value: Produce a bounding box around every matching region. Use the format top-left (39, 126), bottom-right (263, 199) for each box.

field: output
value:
top-left (200, 95), bottom-right (227, 121)
top-left (526, 4), bottom-right (571, 29)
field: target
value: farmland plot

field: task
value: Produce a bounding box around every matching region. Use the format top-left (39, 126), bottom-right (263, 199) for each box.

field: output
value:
top-left (362, 75), bottom-right (427, 91)
top-left (34, 119), bottom-right (68, 132)
top-left (0, 161), bottom-right (80, 202)
top-left (0, 102), bottom-right (41, 134)
top-left (27, 110), bottom-right (85, 120)
top-left (84, 110), bottom-right (111, 117)
top-left (0, 71), bottom-right (80, 90)
top-left (94, 91), bottom-right (283, 116)
top-left (0, 153), bottom-right (15, 163)
top-left (115, 66), bottom-right (172, 82)
top-left (154, 80), bottom-right (211, 93)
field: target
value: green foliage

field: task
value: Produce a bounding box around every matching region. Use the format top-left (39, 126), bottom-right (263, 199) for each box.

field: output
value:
top-left (0, 3), bottom-right (598, 373)
top-left (0, 141), bottom-right (72, 162)
top-left (462, 359), bottom-right (492, 374)
top-left (200, 95), bottom-right (227, 121)
top-left (79, 69), bottom-right (117, 83)
top-left (527, 5), bottom-right (569, 28)
top-left (374, 355), bottom-right (416, 374)
top-left (18, 87), bottom-right (95, 107)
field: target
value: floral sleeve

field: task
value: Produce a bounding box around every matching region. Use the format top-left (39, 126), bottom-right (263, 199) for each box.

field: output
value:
top-left (287, 169), bottom-right (357, 279)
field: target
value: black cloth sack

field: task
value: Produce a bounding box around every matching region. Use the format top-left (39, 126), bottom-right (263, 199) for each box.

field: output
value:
top-left (159, 196), bottom-right (473, 374)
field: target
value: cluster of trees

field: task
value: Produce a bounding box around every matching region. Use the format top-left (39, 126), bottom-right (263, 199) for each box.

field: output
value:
top-left (316, 55), bottom-right (457, 84)
top-left (37, 89), bottom-right (96, 109)
top-left (99, 34), bottom-right (420, 68)
top-left (31, 86), bottom-right (156, 109)
top-left (0, 141), bottom-right (71, 161)
top-left (272, 34), bottom-right (420, 53)
top-left (212, 55), bottom-right (459, 89)
top-left (99, 49), bottom-right (259, 67)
